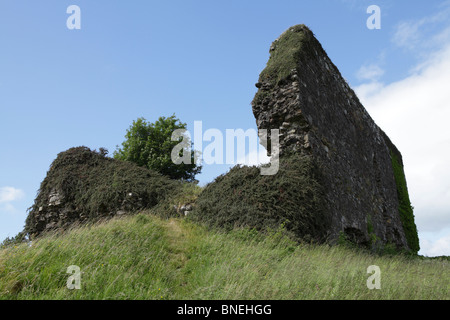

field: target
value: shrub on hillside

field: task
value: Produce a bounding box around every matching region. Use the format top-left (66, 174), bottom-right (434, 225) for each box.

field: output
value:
top-left (190, 154), bottom-right (330, 243)
top-left (114, 115), bottom-right (202, 182)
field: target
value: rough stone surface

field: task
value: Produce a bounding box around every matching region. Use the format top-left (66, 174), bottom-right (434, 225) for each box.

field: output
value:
top-left (174, 203), bottom-right (194, 216)
top-left (252, 25), bottom-right (417, 250)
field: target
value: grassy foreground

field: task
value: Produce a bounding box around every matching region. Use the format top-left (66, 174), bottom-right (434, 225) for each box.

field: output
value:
top-left (0, 212), bottom-right (448, 300)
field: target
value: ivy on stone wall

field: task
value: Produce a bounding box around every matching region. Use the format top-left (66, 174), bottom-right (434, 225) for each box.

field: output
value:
top-left (390, 151), bottom-right (420, 253)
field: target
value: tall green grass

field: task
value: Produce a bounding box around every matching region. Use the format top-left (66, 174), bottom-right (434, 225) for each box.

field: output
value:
top-left (0, 212), bottom-right (448, 300)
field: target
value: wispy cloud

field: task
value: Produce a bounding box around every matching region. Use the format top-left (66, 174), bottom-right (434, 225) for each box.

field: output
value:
top-left (392, 3), bottom-right (450, 52)
top-left (356, 64), bottom-right (385, 82)
top-left (0, 187), bottom-right (24, 203)
top-left (0, 186), bottom-right (24, 215)
top-left (392, 21), bottom-right (422, 50)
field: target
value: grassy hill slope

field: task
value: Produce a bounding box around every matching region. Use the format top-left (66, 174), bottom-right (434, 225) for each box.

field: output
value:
top-left (0, 212), bottom-right (448, 300)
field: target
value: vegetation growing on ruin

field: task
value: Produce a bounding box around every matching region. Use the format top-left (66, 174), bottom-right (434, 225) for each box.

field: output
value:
top-left (190, 154), bottom-right (330, 243)
top-left (390, 152), bottom-right (420, 253)
top-left (258, 24), bottom-right (313, 86)
top-left (114, 115), bottom-right (202, 183)
top-left (25, 147), bottom-right (183, 237)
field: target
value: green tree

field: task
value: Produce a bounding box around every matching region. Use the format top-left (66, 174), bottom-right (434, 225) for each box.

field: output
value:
top-left (114, 115), bottom-right (202, 182)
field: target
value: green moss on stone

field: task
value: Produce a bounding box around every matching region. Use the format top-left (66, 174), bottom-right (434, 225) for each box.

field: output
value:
top-left (390, 151), bottom-right (420, 253)
top-left (259, 24), bottom-right (314, 85)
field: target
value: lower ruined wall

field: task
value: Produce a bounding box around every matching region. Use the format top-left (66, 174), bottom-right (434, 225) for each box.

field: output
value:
top-left (24, 147), bottom-right (180, 238)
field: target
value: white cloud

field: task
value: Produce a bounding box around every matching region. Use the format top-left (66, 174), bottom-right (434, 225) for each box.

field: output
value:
top-left (354, 44), bottom-right (450, 244)
top-left (0, 187), bottom-right (24, 215)
top-left (353, 81), bottom-right (384, 99)
top-left (0, 187), bottom-right (24, 203)
top-left (420, 232), bottom-right (450, 257)
top-left (356, 64), bottom-right (385, 82)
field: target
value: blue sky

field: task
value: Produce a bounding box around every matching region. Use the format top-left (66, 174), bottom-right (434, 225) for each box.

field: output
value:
top-left (1, 0), bottom-right (449, 256)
